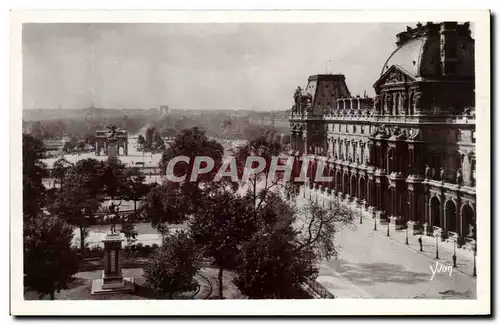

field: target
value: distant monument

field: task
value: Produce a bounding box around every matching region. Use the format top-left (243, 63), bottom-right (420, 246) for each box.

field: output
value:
top-left (90, 233), bottom-right (135, 295)
top-left (95, 124), bottom-right (128, 157)
top-left (107, 125), bottom-right (119, 164)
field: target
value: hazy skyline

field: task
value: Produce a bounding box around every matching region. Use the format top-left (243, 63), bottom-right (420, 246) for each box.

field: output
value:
top-left (24, 23), bottom-right (417, 111)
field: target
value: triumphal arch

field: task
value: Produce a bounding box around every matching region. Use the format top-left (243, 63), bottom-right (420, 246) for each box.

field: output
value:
top-left (95, 125), bottom-right (129, 156)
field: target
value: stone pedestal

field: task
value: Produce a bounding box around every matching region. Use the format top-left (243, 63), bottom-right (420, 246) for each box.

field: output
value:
top-left (407, 221), bottom-right (423, 235)
top-left (377, 211), bottom-right (389, 224)
top-left (91, 233), bottom-right (135, 295)
top-left (107, 138), bottom-right (118, 164)
top-left (423, 223), bottom-right (433, 236)
top-left (389, 216), bottom-right (406, 231)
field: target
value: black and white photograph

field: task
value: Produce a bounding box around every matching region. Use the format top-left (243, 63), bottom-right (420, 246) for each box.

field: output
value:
top-left (10, 10), bottom-right (491, 316)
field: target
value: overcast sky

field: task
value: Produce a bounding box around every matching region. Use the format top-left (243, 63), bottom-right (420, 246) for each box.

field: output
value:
top-left (23, 23), bottom-right (416, 111)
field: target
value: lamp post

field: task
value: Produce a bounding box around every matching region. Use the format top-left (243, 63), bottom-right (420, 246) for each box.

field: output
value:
top-left (373, 213), bottom-right (377, 230)
top-left (405, 200), bottom-right (410, 245)
top-left (360, 203), bottom-right (363, 224)
top-left (387, 219), bottom-right (390, 237)
top-left (452, 238), bottom-right (457, 267)
top-left (435, 232), bottom-right (439, 260)
top-left (473, 242), bottom-right (477, 277)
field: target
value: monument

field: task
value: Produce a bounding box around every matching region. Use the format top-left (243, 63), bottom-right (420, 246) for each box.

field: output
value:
top-left (90, 231), bottom-right (135, 295)
top-left (95, 124), bottom-right (129, 156)
top-left (107, 125), bottom-right (119, 164)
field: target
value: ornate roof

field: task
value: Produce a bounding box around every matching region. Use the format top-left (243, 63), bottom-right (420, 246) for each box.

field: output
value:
top-left (381, 37), bottom-right (427, 78)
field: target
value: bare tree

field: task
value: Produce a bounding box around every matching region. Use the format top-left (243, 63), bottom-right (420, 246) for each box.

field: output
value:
top-left (294, 198), bottom-right (355, 260)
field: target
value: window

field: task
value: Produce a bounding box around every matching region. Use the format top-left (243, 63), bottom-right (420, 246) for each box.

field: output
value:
top-left (353, 125), bottom-right (357, 133)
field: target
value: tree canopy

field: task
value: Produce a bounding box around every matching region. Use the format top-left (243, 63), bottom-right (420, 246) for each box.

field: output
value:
top-left (24, 213), bottom-right (79, 299)
top-left (144, 231), bottom-right (200, 299)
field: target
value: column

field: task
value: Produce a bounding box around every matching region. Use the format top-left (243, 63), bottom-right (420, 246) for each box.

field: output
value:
top-left (95, 141), bottom-right (99, 156)
top-left (357, 98), bottom-right (361, 110)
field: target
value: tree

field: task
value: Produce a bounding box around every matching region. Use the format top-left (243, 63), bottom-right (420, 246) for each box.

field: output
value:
top-left (234, 226), bottom-right (317, 299)
top-left (23, 134), bottom-right (47, 220)
top-left (160, 127), bottom-right (225, 211)
top-left (160, 126), bottom-right (224, 185)
top-left (295, 199), bottom-right (355, 260)
top-left (120, 218), bottom-right (138, 246)
top-left (48, 159), bottom-right (106, 249)
top-left (51, 157), bottom-right (72, 189)
top-left (235, 133), bottom-right (284, 219)
top-left (144, 231), bottom-right (200, 299)
top-left (142, 181), bottom-right (189, 236)
top-left (63, 136), bottom-right (78, 153)
top-left (24, 213), bottom-right (79, 300)
top-left (190, 187), bottom-right (255, 299)
top-left (144, 126), bottom-right (156, 150)
top-left (231, 190), bottom-right (352, 298)
top-left (123, 167), bottom-right (148, 213)
top-left (101, 161), bottom-right (128, 201)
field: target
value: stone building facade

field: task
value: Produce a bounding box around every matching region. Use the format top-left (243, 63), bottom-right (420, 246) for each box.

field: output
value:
top-left (289, 22), bottom-right (476, 248)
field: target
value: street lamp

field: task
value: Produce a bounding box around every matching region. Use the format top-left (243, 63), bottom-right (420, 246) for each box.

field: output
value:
top-left (452, 238), bottom-right (457, 267)
top-left (473, 242), bottom-right (477, 277)
top-left (373, 214), bottom-right (377, 230)
top-left (359, 203), bottom-right (363, 224)
top-left (405, 200), bottom-right (410, 245)
top-left (435, 232), bottom-right (440, 260)
top-left (387, 219), bottom-right (390, 237)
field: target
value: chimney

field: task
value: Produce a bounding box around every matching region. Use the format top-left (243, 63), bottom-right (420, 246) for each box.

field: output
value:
top-left (396, 32), bottom-right (410, 47)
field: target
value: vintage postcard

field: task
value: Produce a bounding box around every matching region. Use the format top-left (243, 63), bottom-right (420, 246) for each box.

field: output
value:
top-left (10, 10), bottom-right (491, 316)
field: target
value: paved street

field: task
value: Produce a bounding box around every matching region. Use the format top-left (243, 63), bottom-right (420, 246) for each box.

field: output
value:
top-left (295, 185), bottom-right (477, 299)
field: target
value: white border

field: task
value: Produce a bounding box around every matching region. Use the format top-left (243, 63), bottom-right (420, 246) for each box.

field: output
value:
top-left (10, 10), bottom-right (491, 316)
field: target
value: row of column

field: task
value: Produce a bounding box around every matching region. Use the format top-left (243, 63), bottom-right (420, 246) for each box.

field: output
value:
top-left (337, 98), bottom-right (362, 110)
top-left (295, 155), bottom-right (476, 240)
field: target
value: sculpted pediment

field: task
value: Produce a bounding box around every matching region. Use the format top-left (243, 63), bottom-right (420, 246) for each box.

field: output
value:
top-left (374, 65), bottom-right (417, 89)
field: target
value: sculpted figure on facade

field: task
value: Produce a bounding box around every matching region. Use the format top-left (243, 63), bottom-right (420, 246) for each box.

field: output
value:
top-left (304, 94), bottom-right (313, 114)
top-left (424, 165), bottom-right (431, 179)
top-left (400, 92), bottom-right (408, 113)
top-left (378, 124), bottom-right (387, 137)
top-left (293, 86), bottom-right (303, 114)
top-left (440, 167), bottom-right (445, 181)
top-left (384, 93), bottom-right (393, 113)
top-left (412, 91), bottom-right (422, 112)
top-left (391, 125), bottom-right (401, 136)
top-left (374, 94), bottom-right (382, 113)
top-left (386, 70), bottom-right (405, 84)
top-left (456, 169), bottom-right (462, 185)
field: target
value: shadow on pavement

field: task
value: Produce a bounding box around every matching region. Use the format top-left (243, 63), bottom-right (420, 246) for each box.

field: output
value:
top-left (333, 260), bottom-right (430, 286)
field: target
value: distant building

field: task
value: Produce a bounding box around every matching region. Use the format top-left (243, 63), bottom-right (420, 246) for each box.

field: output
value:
top-left (43, 139), bottom-right (66, 157)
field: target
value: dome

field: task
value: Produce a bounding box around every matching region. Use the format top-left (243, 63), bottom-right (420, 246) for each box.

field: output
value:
top-left (381, 37), bottom-right (427, 78)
